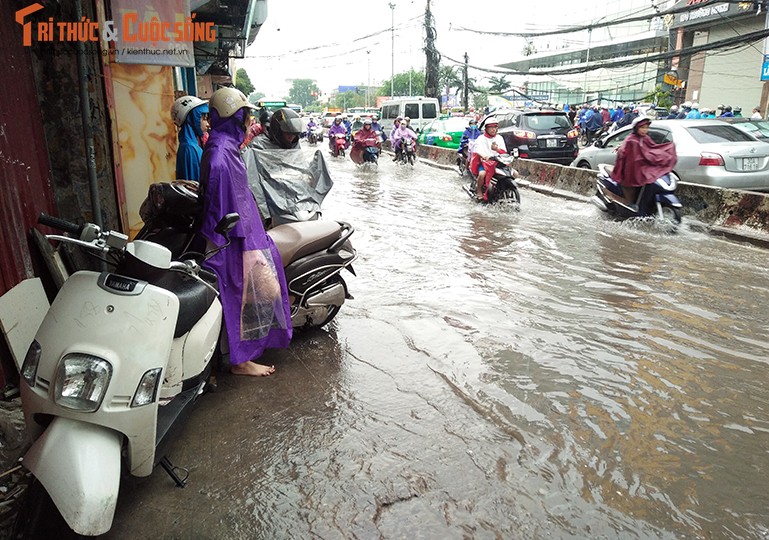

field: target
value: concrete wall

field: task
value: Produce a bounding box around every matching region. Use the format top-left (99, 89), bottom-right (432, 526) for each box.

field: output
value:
top-left (411, 143), bottom-right (769, 246)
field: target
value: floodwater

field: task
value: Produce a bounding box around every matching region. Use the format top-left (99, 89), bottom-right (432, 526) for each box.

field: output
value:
top-left (108, 150), bottom-right (769, 539)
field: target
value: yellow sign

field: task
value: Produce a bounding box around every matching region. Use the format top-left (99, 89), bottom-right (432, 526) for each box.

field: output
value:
top-left (663, 73), bottom-right (682, 88)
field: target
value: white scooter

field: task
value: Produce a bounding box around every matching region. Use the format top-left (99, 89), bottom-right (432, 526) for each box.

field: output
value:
top-left (15, 212), bottom-right (239, 537)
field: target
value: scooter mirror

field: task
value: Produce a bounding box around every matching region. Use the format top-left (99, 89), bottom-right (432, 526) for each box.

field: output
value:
top-left (214, 213), bottom-right (240, 236)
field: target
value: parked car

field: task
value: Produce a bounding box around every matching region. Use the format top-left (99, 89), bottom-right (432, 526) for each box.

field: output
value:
top-left (570, 119), bottom-right (769, 192)
top-left (717, 117), bottom-right (769, 142)
top-left (484, 109), bottom-right (579, 165)
top-left (417, 117), bottom-right (471, 150)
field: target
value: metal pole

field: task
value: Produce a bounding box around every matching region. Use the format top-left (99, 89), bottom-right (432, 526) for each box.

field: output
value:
top-left (75, 0), bottom-right (103, 232)
top-left (389, 3), bottom-right (396, 97)
top-left (366, 51), bottom-right (371, 107)
top-left (583, 27), bottom-right (592, 104)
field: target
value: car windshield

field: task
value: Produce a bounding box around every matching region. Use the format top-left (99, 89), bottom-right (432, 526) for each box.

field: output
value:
top-left (439, 117), bottom-right (472, 132)
top-left (520, 114), bottom-right (571, 130)
top-left (685, 125), bottom-right (756, 143)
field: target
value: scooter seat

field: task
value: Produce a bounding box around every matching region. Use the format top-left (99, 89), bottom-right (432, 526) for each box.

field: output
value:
top-left (151, 271), bottom-right (217, 338)
top-left (268, 221), bottom-right (342, 267)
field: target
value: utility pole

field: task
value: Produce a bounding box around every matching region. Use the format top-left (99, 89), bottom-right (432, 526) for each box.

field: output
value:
top-left (388, 3), bottom-right (396, 97)
top-left (366, 50), bottom-right (371, 107)
top-left (463, 52), bottom-right (469, 113)
top-left (423, 0), bottom-right (440, 100)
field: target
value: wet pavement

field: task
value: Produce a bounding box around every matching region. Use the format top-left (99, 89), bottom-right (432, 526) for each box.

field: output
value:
top-left (100, 150), bottom-right (768, 538)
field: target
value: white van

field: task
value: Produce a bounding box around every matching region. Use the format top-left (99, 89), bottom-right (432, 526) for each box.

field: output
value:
top-left (380, 97), bottom-right (440, 133)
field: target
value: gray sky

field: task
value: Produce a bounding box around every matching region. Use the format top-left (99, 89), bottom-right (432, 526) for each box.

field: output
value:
top-left (238, 0), bottom-right (576, 98)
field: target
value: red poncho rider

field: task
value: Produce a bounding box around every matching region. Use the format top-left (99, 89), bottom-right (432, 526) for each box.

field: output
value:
top-left (470, 118), bottom-right (507, 200)
top-left (610, 116), bottom-right (677, 203)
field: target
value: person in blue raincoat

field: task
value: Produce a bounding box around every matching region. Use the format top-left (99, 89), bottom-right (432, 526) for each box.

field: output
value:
top-left (171, 95), bottom-right (209, 182)
top-left (199, 88), bottom-right (292, 377)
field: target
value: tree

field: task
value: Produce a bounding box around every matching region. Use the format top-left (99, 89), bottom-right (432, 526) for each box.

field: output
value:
top-left (488, 76), bottom-right (512, 95)
top-left (235, 68), bottom-right (254, 96)
top-left (248, 91), bottom-right (265, 105)
top-left (377, 70), bottom-right (425, 98)
top-left (288, 79), bottom-right (321, 109)
top-left (439, 65), bottom-right (462, 108)
top-left (472, 85), bottom-right (489, 110)
top-left (329, 91), bottom-right (365, 110)
top-left (641, 84), bottom-right (673, 109)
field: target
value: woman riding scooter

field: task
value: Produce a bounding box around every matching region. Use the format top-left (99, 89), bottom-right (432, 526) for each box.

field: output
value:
top-left (610, 116), bottom-right (677, 208)
top-left (391, 117), bottom-right (417, 162)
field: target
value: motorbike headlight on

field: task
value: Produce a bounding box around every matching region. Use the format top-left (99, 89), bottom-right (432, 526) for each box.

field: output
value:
top-left (131, 368), bottom-right (162, 408)
top-left (54, 353), bottom-right (112, 412)
top-left (21, 340), bottom-right (42, 388)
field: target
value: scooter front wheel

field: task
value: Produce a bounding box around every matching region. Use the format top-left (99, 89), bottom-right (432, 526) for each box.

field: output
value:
top-left (14, 479), bottom-right (85, 540)
top-left (659, 205), bottom-right (682, 232)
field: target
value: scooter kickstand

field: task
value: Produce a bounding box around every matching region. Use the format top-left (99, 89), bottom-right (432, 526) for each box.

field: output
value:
top-left (160, 456), bottom-right (189, 488)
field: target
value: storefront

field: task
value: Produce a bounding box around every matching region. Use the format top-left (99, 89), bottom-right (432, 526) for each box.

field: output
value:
top-left (668, 0), bottom-right (766, 114)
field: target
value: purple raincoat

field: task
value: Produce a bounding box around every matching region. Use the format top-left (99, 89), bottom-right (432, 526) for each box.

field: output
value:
top-left (200, 108), bottom-right (292, 364)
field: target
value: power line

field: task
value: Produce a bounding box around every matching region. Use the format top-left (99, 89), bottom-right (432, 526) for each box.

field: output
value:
top-left (440, 26), bottom-right (769, 77)
top-left (452, 0), bottom-right (753, 39)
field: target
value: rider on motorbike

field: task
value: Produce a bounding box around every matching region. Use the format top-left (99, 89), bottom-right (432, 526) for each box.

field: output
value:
top-left (371, 114), bottom-right (386, 142)
top-left (471, 117), bottom-right (507, 200)
top-left (391, 116), bottom-right (417, 162)
top-left (457, 118), bottom-right (480, 159)
top-left (610, 116), bottom-right (677, 208)
top-left (328, 115), bottom-right (348, 153)
top-left (306, 116), bottom-right (317, 139)
top-left (250, 107), bottom-right (304, 150)
top-left (352, 118), bottom-right (381, 155)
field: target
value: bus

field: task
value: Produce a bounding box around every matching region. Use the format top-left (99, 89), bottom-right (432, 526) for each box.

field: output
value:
top-left (347, 107), bottom-right (380, 118)
top-left (287, 103), bottom-right (303, 114)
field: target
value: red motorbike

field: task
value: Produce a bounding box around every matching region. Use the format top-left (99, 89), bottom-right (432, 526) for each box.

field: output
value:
top-left (330, 133), bottom-right (348, 158)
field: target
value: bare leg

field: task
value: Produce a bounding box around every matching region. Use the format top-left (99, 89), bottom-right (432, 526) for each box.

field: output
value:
top-left (476, 171), bottom-right (486, 198)
top-left (231, 361), bottom-right (276, 377)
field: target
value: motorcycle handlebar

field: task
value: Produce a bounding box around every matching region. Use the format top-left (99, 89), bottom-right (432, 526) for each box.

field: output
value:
top-left (38, 213), bottom-right (83, 237)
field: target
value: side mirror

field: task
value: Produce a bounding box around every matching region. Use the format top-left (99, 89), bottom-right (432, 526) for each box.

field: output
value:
top-left (593, 139), bottom-right (604, 148)
top-left (214, 213), bottom-right (240, 236)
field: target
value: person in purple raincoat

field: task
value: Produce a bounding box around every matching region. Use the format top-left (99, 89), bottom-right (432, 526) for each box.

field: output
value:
top-left (199, 88), bottom-right (292, 376)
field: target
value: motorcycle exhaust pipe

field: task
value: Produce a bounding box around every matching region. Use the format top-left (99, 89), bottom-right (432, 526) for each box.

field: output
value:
top-left (590, 195), bottom-right (608, 212)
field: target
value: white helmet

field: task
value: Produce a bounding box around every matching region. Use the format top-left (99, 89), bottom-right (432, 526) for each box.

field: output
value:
top-left (209, 87), bottom-right (255, 119)
top-left (669, 104), bottom-right (678, 112)
top-left (691, 102), bottom-right (700, 109)
top-left (171, 95), bottom-right (207, 126)
top-left (683, 101), bottom-right (692, 108)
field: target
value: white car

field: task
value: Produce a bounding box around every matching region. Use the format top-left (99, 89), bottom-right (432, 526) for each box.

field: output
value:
top-left (570, 119), bottom-right (769, 192)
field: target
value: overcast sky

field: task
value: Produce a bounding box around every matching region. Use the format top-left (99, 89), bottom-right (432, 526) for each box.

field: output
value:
top-left (238, 0), bottom-right (591, 98)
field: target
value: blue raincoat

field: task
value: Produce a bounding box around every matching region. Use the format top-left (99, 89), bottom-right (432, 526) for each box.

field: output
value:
top-left (199, 108), bottom-right (292, 365)
top-left (176, 104), bottom-right (208, 181)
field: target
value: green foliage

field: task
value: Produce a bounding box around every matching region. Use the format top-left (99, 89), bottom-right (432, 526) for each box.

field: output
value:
top-left (235, 68), bottom-right (254, 96)
top-left (376, 70), bottom-right (425, 97)
top-left (488, 76), bottom-right (512, 95)
top-left (289, 79), bottom-right (321, 109)
top-left (248, 91), bottom-right (265, 105)
top-left (330, 91), bottom-right (366, 110)
top-left (642, 84), bottom-right (674, 109)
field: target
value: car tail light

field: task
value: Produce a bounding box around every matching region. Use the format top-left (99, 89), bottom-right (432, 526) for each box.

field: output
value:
top-left (699, 152), bottom-right (724, 166)
top-left (442, 135), bottom-right (452, 142)
top-left (567, 129), bottom-right (579, 139)
top-left (513, 129), bottom-right (536, 139)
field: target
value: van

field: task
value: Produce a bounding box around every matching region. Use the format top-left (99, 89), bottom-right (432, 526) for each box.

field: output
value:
top-left (380, 97), bottom-right (440, 133)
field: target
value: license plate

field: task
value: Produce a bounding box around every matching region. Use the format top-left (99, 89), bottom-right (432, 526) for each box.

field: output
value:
top-left (743, 157), bottom-right (759, 171)
top-left (546, 139), bottom-right (557, 148)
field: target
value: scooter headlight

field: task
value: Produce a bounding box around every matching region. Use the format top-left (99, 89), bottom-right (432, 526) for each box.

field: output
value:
top-left (21, 340), bottom-right (42, 387)
top-left (131, 368), bottom-right (162, 408)
top-left (54, 353), bottom-right (112, 412)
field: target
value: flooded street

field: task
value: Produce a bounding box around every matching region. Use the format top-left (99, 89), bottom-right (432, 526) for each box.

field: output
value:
top-left (109, 151), bottom-right (769, 539)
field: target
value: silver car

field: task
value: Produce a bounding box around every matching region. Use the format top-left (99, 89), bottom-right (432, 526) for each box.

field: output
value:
top-left (570, 119), bottom-right (769, 192)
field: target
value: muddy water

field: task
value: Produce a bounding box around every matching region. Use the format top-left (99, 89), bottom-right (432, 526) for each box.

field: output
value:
top-left (108, 154), bottom-right (769, 540)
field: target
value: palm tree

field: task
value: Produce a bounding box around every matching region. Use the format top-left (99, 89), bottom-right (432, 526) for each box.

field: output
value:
top-left (439, 65), bottom-right (463, 109)
top-left (488, 75), bottom-right (512, 95)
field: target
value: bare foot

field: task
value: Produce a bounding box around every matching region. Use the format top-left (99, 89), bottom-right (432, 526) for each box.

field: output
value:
top-left (231, 361), bottom-right (275, 377)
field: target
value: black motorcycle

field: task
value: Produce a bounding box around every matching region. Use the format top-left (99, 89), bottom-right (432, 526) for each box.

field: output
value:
top-left (462, 153), bottom-right (522, 205)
